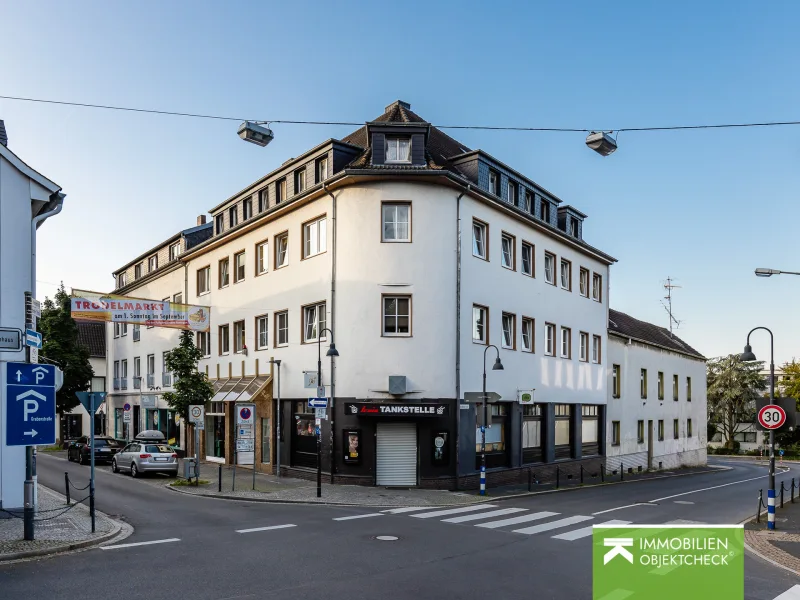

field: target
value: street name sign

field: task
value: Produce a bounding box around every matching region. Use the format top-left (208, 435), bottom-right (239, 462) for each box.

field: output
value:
top-left (29, 346), bottom-right (38, 364)
top-left (0, 328), bottom-right (22, 352)
top-left (308, 397), bottom-right (328, 408)
top-left (25, 329), bottom-right (42, 349)
top-left (758, 404), bottom-right (787, 430)
top-left (463, 391), bottom-right (502, 403)
top-left (6, 362), bottom-right (56, 446)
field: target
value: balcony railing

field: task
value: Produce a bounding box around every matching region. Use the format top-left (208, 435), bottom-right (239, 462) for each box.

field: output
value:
top-left (133, 376), bottom-right (141, 390)
top-left (113, 378), bottom-right (121, 391)
top-left (162, 372), bottom-right (173, 387)
top-left (120, 378), bottom-right (128, 391)
top-left (146, 374), bottom-right (155, 388)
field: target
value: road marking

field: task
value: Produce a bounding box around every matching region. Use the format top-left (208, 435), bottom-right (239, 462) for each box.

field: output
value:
top-left (673, 500), bottom-right (694, 505)
top-left (411, 504), bottom-right (498, 519)
top-left (440, 508), bottom-right (527, 523)
top-left (236, 524), bottom-right (297, 533)
top-left (649, 474), bottom-right (768, 503)
top-left (513, 515), bottom-right (593, 535)
top-left (592, 503), bottom-right (649, 515)
top-left (333, 513), bottom-right (384, 521)
top-left (773, 585), bottom-right (800, 600)
top-left (552, 520), bottom-right (631, 541)
top-left (475, 511), bottom-right (558, 529)
top-left (381, 506), bottom-right (440, 514)
top-left (102, 538), bottom-right (180, 550)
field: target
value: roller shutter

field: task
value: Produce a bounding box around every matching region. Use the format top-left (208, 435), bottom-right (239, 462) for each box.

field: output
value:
top-left (376, 422), bottom-right (417, 486)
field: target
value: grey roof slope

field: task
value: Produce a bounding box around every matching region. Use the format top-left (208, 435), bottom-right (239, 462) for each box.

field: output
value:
top-left (76, 320), bottom-right (106, 358)
top-left (608, 309), bottom-right (705, 360)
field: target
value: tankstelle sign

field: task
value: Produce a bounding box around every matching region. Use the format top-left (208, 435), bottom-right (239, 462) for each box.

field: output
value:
top-left (71, 289), bottom-right (210, 332)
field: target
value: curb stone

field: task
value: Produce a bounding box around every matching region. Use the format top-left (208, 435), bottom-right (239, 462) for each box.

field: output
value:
top-left (0, 518), bottom-right (130, 563)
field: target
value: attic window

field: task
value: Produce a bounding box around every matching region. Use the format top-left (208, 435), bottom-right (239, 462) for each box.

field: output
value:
top-left (386, 137), bottom-right (410, 163)
top-left (570, 219), bottom-right (579, 237)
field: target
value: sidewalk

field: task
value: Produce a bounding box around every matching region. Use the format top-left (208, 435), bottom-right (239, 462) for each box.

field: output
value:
top-left (744, 482), bottom-right (800, 575)
top-left (0, 485), bottom-right (126, 561)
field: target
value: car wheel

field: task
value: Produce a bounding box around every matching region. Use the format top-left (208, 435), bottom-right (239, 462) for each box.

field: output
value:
top-left (130, 463), bottom-right (138, 478)
top-left (67, 450), bottom-right (72, 462)
top-left (112, 458), bottom-right (119, 473)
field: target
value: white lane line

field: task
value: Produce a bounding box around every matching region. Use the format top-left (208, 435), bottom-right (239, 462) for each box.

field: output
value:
top-left (381, 506), bottom-right (440, 514)
top-left (236, 524), bottom-right (297, 533)
top-left (552, 520), bottom-right (631, 541)
top-left (441, 508), bottom-right (527, 523)
top-left (673, 500), bottom-right (694, 505)
top-left (475, 511), bottom-right (558, 529)
top-left (102, 538), bottom-right (180, 550)
top-left (333, 513), bottom-right (384, 521)
top-left (649, 474), bottom-right (770, 503)
top-left (592, 503), bottom-right (648, 516)
top-left (411, 504), bottom-right (498, 519)
top-left (513, 515), bottom-right (593, 535)
top-left (773, 585), bottom-right (800, 600)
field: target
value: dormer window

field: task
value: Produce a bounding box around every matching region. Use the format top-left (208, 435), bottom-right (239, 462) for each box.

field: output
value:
top-left (570, 219), bottom-right (578, 237)
top-left (386, 137), bottom-right (410, 163)
top-left (229, 206), bottom-right (238, 228)
top-left (215, 214), bottom-right (224, 235)
top-left (507, 181), bottom-right (517, 205)
top-left (117, 273), bottom-right (127, 288)
top-left (488, 169), bottom-right (500, 195)
top-left (540, 199), bottom-right (550, 223)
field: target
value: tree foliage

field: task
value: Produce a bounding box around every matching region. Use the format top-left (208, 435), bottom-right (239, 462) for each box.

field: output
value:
top-left (162, 330), bottom-right (213, 419)
top-left (39, 283), bottom-right (93, 413)
top-left (707, 354), bottom-right (766, 449)
top-left (776, 360), bottom-right (800, 409)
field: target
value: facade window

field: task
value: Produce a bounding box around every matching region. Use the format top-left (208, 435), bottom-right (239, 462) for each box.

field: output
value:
top-left (570, 220), bottom-right (578, 237)
top-left (197, 266), bottom-right (210, 295)
top-left (303, 216), bottom-right (327, 258)
top-left (229, 206), bottom-right (238, 228)
top-left (507, 181), bottom-right (517, 205)
top-left (258, 188), bottom-right (268, 213)
top-left (560, 327), bottom-right (571, 358)
top-left (579, 332), bottom-right (589, 362)
top-left (117, 272), bottom-right (127, 288)
top-left (316, 156), bottom-right (329, 183)
top-left (303, 303), bottom-right (326, 343)
top-left (133, 323), bottom-right (140, 342)
top-left (592, 273), bottom-right (602, 302)
top-left (560, 258), bottom-right (571, 290)
top-left (275, 232), bottom-right (289, 268)
top-left (219, 257), bottom-right (230, 288)
top-left (673, 419), bottom-right (679, 439)
top-left (544, 252), bottom-right (556, 285)
top-left (234, 320), bottom-right (246, 353)
top-left (522, 404), bottom-right (542, 451)
top-left (294, 168), bottom-right (306, 194)
top-left (641, 369), bottom-right (648, 399)
top-left (275, 311), bottom-right (288, 347)
top-left (658, 372), bottom-right (665, 400)
top-left (196, 331), bottom-right (210, 357)
top-left (472, 220), bottom-right (487, 259)
top-left (687, 419), bottom-right (693, 437)
top-left (637, 420), bottom-right (644, 443)
top-left (173, 292), bottom-right (183, 304)
top-left (673, 374), bottom-right (679, 401)
top-left (612, 365), bottom-right (621, 398)
top-left (545, 323), bottom-right (555, 356)
top-left (521, 317), bottom-right (534, 352)
top-left (524, 191), bottom-right (533, 213)
top-left (540, 199), bottom-right (550, 223)
top-left (256, 241), bottom-right (268, 275)
top-left (592, 335), bottom-right (601, 364)
top-left (521, 242), bottom-right (533, 276)
top-left (488, 169), bottom-right (500, 195)
top-left (582, 406), bottom-right (599, 446)
top-left (256, 315), bottom-right (269, 350)
top-left (232, 251), bottom-right (245, 283)
top-left (133, 357), bottom-right (141, 386)
top-left (579, 268), bottom-right (589, 297)
top-left (276, 178), bottom-right (286, 204)
top-left (687, 377), bottom-right (692, 401)
top-left (215, 214), bottom-right (224, 235)
top-left (218, 324), bottom-right (230, 355)
top-left (554, 404), bottom-right (571, 447)
top-left (386, 137), bottom-right (411, 163)
top-left (169, 242), bottom-right (180, 262)
top-left (658, 419), bottom-right (664, 441)
top-left (243, 198), bottom-right (252, 221)
top-left (148, 255), bottom-right (158, 272)
top-left (472, 305), bottom-right (488, 344)
top-left (501, 313), bottom-right (515, 349)
top-left (383, 296), bottom-right (411, 337)
top-left (501, 233), bottom-right (515, 270)
top-left (121, 323), bottom-right (128, 337)
top-left (611, 421), bottom-right (620, 445)
top-left (382, 203), bottom-right (411, 242)
top-left (147, 354), bottom-right (155, 377)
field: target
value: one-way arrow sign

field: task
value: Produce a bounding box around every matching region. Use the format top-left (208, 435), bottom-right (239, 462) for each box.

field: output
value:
top-left (464, 391), bottom-right (502, 403)
top-left (24, 429), bottom-right (38, 437)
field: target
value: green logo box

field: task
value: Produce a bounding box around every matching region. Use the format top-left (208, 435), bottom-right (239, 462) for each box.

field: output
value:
top-left (593, 525), bottom-right (744, 600)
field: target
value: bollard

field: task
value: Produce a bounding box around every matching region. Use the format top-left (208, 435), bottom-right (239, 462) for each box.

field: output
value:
top-left (556, 466), bottom-right (560, 489)
top-left (580, 465), bottom-right (584, 485)
top-left (780, 482), bottom-right (785, 509)
top-left (757, 489), bottom-right (763, 523)
top-left (620, 462), bottom-right (624, 481)
top-left (528, 468), bottom-right (532, 492)
top-left (792, 478), bottom-right (796, 504)
top-left (64, 472), bottom-right (70, 505)
top-left (601, 464), bottom-right (605, 483)
top-left (218, 464), bottom-right (222, 492)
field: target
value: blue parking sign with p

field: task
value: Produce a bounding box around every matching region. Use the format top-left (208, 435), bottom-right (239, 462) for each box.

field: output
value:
top-left (6, 362), bottom-right (57, 446)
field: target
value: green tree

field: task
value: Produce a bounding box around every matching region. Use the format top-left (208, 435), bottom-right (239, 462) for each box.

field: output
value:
top-left (39, 283), bottom-right (94, 413)
top-left (162, 330), bottom-right (213, 419)
top-left (775, 360), bottom-right (800, 409)
top-left (707, 354), bottom-right (766, 449)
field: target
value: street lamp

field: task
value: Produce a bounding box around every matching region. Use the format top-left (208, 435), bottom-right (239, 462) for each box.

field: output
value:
top-left (740, 327), bottom-right (777, 530)
top-left (480, 345), bottom-right (504, 496)
top-left (755, 268), bottom-right (800, 277)
top-left (268, 359), bottom-right (282, 478)
top-left (237, 121), bottom-right (274, 147)
top-left (585, 131), bottom-right (618, 156)
top-left (317, 328), bottom-right (338, 498)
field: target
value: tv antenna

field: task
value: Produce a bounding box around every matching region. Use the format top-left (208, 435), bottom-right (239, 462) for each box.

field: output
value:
top-left (661, 277), bottom-right (682, 336)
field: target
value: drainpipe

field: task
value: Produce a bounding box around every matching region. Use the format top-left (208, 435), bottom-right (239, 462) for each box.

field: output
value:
top-left (455, 185), bottom-right (469, 490)
top-left (323, 183), bottom-right (336, 484)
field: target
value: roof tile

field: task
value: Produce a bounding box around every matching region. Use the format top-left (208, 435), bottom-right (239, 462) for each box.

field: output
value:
top-left (608, 309), bottom-right (704, 359)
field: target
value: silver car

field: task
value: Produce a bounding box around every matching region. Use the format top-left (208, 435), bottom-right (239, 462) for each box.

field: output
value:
top-left (112, 442), bottom-right (178, 477)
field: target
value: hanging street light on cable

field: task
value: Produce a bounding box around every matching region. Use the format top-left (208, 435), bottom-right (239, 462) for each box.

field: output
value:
top-left (585, 131), bottom-right (618, 156)
top-left (238, 121), bottom-right (274, 147)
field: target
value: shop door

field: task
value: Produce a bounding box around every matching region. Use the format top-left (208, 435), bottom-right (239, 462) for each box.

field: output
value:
top-left (376, 422), bottom-right (417, 487)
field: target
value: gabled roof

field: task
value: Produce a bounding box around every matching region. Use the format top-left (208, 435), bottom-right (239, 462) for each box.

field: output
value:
top-left (76, 320), bottom-right (106, 358)
top-left (608, 309), bottom-right (705, 360)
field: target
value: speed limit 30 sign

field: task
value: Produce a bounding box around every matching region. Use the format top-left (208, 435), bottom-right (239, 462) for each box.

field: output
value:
top-left (758, 404), bottom-right (787, 430)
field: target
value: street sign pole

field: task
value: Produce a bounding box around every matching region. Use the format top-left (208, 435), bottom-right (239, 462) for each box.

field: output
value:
top-left (317, 353), bottom-right (322, 499)
top-left (768, 357), bottom-right (776, 531)
top-left (89, 394), bottom-right (96, 533)
top-left (481, 371), bottom-right (487, 496)
top-left (24, 446), bottom-right (34, 540)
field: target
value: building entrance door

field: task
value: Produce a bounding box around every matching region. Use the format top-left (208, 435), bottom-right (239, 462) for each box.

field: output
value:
top-left (376, 422), bottom-right (417, 487)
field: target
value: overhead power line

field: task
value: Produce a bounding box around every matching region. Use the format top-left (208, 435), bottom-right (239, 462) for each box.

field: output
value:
top-left (2, 93), bottom-right (800, 134)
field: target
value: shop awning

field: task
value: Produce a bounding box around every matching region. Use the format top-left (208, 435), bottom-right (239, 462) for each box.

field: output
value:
top-left (210, 375), bottom-right (270, 403)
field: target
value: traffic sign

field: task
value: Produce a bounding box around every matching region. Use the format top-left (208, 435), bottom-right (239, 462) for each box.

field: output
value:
top-left (29, 346), bottom-right (38, 364)
top-left (236, 439), bottom-right (254, 452)
top-left (315, 407), bottom-right (327, 420)
top-left (0, 327), bottom-right (22, 352)
top-left (464, 391), bottom-right (502, 403)
top-left (308, 397), bottom-right (328, 408)
top-left (303, 371), bottom-right (319, 389)
top-left (25, 329), bottom-right (42, 349)
top-left (758, 404), bottom-right (787, 430)
top-left (5, 362), bottom-right (56, 446)
top-left (31, 299), bottom-right (41, 319)
top-left (236, 403), bottom-right (255, 425)
top-left (76, 391), bottom-right (106, 413)
top-left (316, 386), bottom-right (325, 399)
top-left (123, 412), bottom-right (131, 423)
top-left (124, 402), bottom-right (131, 411)
top-left (189, 404), bottom-right (204, 425)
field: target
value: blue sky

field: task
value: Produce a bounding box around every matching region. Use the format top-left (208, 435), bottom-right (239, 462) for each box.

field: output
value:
top-left (2, 1), bottom-right (798, 363)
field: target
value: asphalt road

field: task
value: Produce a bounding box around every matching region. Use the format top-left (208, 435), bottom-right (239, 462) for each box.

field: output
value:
top-left (0, 454), bottom-right (797, 600)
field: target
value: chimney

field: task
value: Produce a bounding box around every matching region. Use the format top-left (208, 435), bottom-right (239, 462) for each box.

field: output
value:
top-left (0, 120), bottom-right (7, 147)
top-left (197, 215), bottom-right (207, 226)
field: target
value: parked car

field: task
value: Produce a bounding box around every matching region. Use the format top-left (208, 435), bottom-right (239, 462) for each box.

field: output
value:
top-left (67, 436), bottom-right (124, 465)
top-left (112, 442), bottom-right (179, 477)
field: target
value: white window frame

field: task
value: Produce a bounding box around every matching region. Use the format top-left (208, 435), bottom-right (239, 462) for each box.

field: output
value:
top-left (234, 251), bottom-right (246, 283)
top-left (521, 317), bottom-right (533, 352)
top-left (275, 311), bottom-right (289, 347)
top-left (134, 263), bottom-right (142, 280)
top-left (507, 181), bottom-right (516, 205)
top-left (303, 303), bottom-right (326, 343)
top-left (472, 221), bottom-right (487, 259)
top-left (147, 354), bottom-right (155, 375)
top-left (169, 242), bottom-right (180, 262)
top-left (295, 168), bottom-right (306, 194)
top-left (243, 198), bottom-right (252, 221)
top-left (133, 357), bottom-right (141, 378)
top-left (229, 206), bottom-right (238, 228)
top-left (275, 232), bottom-right (289, 268)
top-left (523, 191), bottom-right (532, 213)
top-left (219, 324), bottom-right (230, 355)
top-left (258, 188), bottom-right (268, 212)
top-left (501, 313), bottom-right (515, 349)
top-left (473, 305), bottom-right (488, 344)
top-left (385, 137), bottom-right (411, 163)
top-left (612, 365), bottom-right (621, 398)
top-left (118, 273), bottom-right (127, 288)
top-left (545, 323), bottom-right (555, 356)
top-left (276, 178), bottom-right (286, 203)
top-left (521, 242), bottom-right (533, 277)
top-left (197, 267), bottom-right (210, 295)
top-left (592, 335), bottom-right (601, 364)
top-left (233, 320), bottom-right (246, 354)
top-left (560, 327), bottom-right (571, 358)
top-left (544, 252), bottom-right (556, 285)
top-left (488, 170), bottom-right (499, 195)
top-left (148, 255), bottom-right (158, 272)
top-left (592, 273), bottom-right (602, 302)
top-left (256, 315), bottom-right (269, 350)
top-left (560, 258), bottom-right (571, 290)
top-left (219, 258), bottom-right (230, 288)
top-left (317, 157), bottom-right (328, 182)
top-left (196, 331), bottom-right (210, 357)
top-left (303, 217), bottom-right (327, 258)
top-left (540, 200), bottom-right (550, 222)
top-left (579, 332), bottom-right (589, 362)
top-left (501, 233), bottom-right (515, 270)
top-left (579, 268), bottom-right (589, 297)
top-left (215, 214), bottom-right (224, 235)
top-left (256, 241), bottom-right (268, 275)
top-left (382, 296), bottom-right (411, 337)
top-left (382, 203), bottom-right (411, 242)
top-left (121, 323), bottom-right (128, 337)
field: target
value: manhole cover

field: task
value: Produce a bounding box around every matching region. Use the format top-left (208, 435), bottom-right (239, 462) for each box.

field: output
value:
top-left (376, 535), bottom-right (398, 541)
